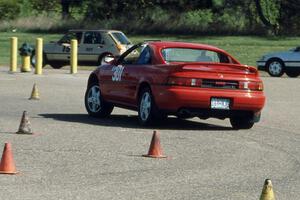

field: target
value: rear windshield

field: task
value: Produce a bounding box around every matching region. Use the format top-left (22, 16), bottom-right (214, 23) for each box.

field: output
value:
top-left (161, 48), bottom-right (230, 63)
top-left (111, 32), bottom-right (131, 45)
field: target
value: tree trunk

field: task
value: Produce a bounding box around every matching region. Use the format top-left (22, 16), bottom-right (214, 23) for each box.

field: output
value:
top-left (255, 0), bottom-right (272, 27)
top-left (61, 0), bottom-right (70, 19)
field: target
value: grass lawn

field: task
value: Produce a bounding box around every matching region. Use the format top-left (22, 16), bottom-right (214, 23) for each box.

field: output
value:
top-left (1, 32), bottom-right (300, 67)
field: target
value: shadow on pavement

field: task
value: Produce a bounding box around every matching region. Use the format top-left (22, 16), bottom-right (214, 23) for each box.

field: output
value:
top-left (39, 113), bottom-right (232, 131)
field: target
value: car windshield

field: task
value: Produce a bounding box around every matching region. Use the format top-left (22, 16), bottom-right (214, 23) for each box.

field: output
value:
top-left (111, 32), bottom-right (131, 45)
top-left (161, 48), bottom-right (230, 63)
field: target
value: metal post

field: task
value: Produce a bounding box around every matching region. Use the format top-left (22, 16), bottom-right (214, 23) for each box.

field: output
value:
top-left (10, 37), bottom-right (17, 72)
top-left (70, 39), bottom-right (78, 74)
top-left (35, 38), bottom-right (43, 75)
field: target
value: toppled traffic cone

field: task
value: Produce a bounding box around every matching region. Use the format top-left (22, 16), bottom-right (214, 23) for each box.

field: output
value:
top-left (29, 83), bottom-right (40, 100)
top-left (0, 143), bottom-right (18, 174)
top-left (16, 111), bottom-right (33, 135)
top-left (143, 131), bottom-right (167, 158)
top-left (260, 179), bottom-right (275, 200)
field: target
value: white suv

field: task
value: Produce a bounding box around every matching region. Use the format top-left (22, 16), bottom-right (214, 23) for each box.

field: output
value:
top-left (31, 29), bottom-right (132, 69)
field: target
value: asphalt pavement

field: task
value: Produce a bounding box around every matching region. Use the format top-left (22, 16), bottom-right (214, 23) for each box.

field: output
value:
top-left (0, 67), bottom-right (299, 200)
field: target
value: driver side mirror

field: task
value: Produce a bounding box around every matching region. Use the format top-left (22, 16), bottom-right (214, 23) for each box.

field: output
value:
top-left (102, 55), bottom-right (116, 65)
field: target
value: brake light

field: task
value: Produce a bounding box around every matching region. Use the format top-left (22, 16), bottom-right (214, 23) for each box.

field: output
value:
top-left (239, 81), bottom-right (263, 91)
top-left (167, 77), bottom-right (202, 87)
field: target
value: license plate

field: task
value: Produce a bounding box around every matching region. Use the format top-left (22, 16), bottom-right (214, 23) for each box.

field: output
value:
top-left (211, 98), bottom-right (230, 110)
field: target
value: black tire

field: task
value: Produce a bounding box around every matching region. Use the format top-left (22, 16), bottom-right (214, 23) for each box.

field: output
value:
top-left (266, 58), bottom-right (284, 77)
top-left (30, 51), bottom-right (47, 68)
top-left (138, 87), bottom-right (164, 126)
top-left (285, 70), bottom-right (300, 78)
top-left (230, 117), bottom-right (254, 130)
top-left (48, 62), bottom-right (64, 69)
top-left (84, 82), bottom-right (113, 118)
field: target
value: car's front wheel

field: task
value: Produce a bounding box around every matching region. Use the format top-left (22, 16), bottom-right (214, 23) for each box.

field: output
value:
top-left (84, 82), bottom-right (113, 118)
top-left (230, 116), bottom-right (254, 130)
top-left (266, 58), bottom-right (284, 77)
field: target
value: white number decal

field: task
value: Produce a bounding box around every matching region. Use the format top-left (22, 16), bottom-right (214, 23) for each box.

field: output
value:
top-left (112, 65), bottom-right (124, 81)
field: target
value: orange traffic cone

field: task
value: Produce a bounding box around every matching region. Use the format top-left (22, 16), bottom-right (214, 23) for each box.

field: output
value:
top-left (143, 131), bottom-right (167, 158)
top-left (16, 111), bottom-right (33, 135)
top-left (29, 83), bottom-right (40, 100)
top-left (260, 179), bottom-right (275, 200)
top-left (0, 143), bottom-right (18, 174)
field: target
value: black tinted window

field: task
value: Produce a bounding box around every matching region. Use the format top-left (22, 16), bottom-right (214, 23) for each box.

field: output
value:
top-left (84, 32), bottom-right (103, 44)
top-left (60, 32), bottom-right (82, 43)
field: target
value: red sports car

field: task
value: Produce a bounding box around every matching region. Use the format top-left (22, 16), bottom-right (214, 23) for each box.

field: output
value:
top-left (85, 41), bottom-right (265, 129)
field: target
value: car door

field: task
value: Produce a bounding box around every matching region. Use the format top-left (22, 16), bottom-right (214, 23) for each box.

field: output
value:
top-left (100, 44), bottom-right (147, 106)
top-left (114, 45), bottom-right (152, 106)
top-left (285, 48), bottom-right (300, 67)
top-left (47, 31), bottom-right (82, 61)
top-left (78, 31), bottom-right (105, 62)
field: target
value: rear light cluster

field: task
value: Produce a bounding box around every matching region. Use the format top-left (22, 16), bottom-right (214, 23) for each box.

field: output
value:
top-left (167, 77), bottom-right (263, 91)
top-left (167, 77), bottom-right (202, 87)
top-left (239, 81), bottom-right (264, 91)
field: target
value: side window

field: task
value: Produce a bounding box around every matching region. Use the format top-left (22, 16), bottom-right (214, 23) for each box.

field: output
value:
top-left (94, 32), bottom-right (104, 44)
top-left (136, 46), bottom-right (151, 64)
top-left (83, 32), bottom-right (103, 44)
top-left (83, 32), bottom-right (93, 44)
top-left (121, 45), bottom-right (148, 65)
top-left (219, 53), bottom-right (230, 63)
top-left (59, 32), bottom-right (81, 44)
top-left (75, 32), bottom-right (82, 43)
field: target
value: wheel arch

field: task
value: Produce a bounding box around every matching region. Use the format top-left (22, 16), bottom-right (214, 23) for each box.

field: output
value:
top-left (136, 81), bottom-right (152, 101)
top-left (87, 73), bottom-right (99, 87)
top-left (266, 57), bottom-right (285, 66)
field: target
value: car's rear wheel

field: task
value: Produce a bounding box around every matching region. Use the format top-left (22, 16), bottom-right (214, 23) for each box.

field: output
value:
top-left (30, 51), bottom-right (47, 68)
top-left (266, 58), bottom-right (284, 77)
top-left (84, 82), bottom-right (113, 118)
top-left (138, 87), bottom-right (164, 126)
top-left (230, 116), bottom-right (254, 130)
top-left (285, 70), bottom-right (300, 78)
top-left (49, 62), bottom-right (64, 69)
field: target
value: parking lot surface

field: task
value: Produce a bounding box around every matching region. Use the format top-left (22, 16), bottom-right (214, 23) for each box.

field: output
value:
top-left (0, 67), bottom-right (299, 200)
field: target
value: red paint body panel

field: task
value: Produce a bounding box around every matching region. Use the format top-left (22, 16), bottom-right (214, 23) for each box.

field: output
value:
top-left (89, 41), bottom-right (266, 120)
top-left (152, 86), bottom-right (265, 111)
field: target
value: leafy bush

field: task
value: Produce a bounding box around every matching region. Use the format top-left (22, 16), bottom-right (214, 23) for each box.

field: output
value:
top-left (179, 9), bottom-right (213, 31)
top-left (0, 0), bottom-right (20, 20)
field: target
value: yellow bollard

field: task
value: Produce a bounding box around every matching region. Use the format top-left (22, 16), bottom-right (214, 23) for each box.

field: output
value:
top-left (35, 38), bottom-right (43, 75)
top-left (21, 56), bottom-right (31, 72)
top-left (70, 39), bottom-right (78, 74)
top-left (260, 179), bottom-right (275, 200)
top-left (10, 37), bottom-right (18, 72)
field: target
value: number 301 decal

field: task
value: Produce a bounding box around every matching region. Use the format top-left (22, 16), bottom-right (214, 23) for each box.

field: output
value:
top-left (112, 65), bottom-right (124, 81)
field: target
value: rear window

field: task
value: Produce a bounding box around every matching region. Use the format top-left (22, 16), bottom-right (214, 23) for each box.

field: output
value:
top-left (111, 32), bottom-right (131, 45)
top-left (161, 48), bottom-right (230, 63)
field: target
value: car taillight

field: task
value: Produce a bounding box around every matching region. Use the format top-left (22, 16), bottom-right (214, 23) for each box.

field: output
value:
top-left (239, 81), bottom-right (263, 91)
top-left (167, 77), bottom-right (202, 87)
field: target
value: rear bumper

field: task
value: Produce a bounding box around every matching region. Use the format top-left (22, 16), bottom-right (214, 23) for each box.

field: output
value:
top-left (257, 61), bottom-right (266, 71)
top-left (152, 86), bottom-right (265, 115)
